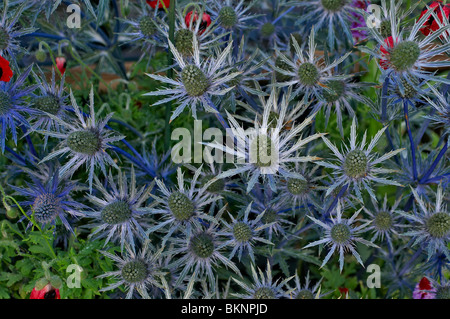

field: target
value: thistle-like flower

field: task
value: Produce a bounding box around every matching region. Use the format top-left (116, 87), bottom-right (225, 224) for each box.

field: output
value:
top-left (360, 0), bottom-right (450, 87)
top-left (145, 36), bottom-right (240, 121)
top-left (313, 76), bottom-right (372, 136)
top-left (219, 202), bottom-right (273, 263)
top-left (362, 194), bottom-right (405, 246)
top-left (232, 260), bottom-right (294, 299)
top-left (273, 29), bottom-right (352, 100)
top-left (304, 203), bottom-right (379, 272)
top-left (0, 1), bottom-right (36, 63)
top-left (317, 117), bottom-right (404, 202)
top-left (0, 65), bottom-right (35, 153)
top-left (98, 241), bottom-right (164, 299)
top-left (168, 216), bottom-right (241, 286)
top-left (154, 4), bottom-right (226, 57)
top-left (208, 0), bottom-right (260, 31)
top-left (29, 68), bottom-right (70, 148)
top-left (11, 166), bottom-right (85, 234)
top-left (424, 86), bottom-right (450, 136)
top-left (288, 0), bottom-right (362, 47)
top-left (205, 87), bottom-right (324, 193)
top-left (147, 166), bottom-right (221, 243)
top-left (83, 167), bottom-right (154, 252)
top-left (289, 272), bottom-right (328, 299)
top-left (38, 87), bottom-right (124, 192)
top-left (399, 186), bottom-right (450, 261)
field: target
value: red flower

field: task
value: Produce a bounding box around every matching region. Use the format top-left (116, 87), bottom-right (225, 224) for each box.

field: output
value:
top-left (146, 0), bottom-right (170, 9)
top-left (0, 55), bottom-right (13, 82)
top-left (338, 287), bottom-right (349, 295)
top-left (379, 36), bottom-right (395, 70)
top-left (185, 11), bottom-right (211, 35)
top-left (55, 56), bottom-right (67, 75)
top-left (30, 284), bottom-right (61, 299)
top-left (419, 1), bottom-right (450, 36)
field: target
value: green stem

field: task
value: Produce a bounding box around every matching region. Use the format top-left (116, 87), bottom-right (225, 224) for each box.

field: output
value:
top-left (164, 0), bottom-right (176, 151)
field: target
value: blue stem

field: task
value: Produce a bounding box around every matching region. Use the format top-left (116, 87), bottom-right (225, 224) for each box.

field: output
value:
top-left (206, 98), bottom-right (230, 130)
top-left (272, 7), bottom-right (295, 25)
top-left (404, 101), bottom-right (418, 181)
top-left (420, 140), bottom-right (448, 184)
top-left (324, 183), bottom-right (349, 216)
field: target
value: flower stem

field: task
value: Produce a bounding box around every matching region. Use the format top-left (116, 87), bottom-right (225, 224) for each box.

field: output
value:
top-left (403, 101), bottom-right (418, 181)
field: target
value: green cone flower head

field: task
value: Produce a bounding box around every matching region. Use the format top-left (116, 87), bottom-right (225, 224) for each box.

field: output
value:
top-left (321, 0), bottom-right (348, 12)
top-left (67, 129), bottom-right (102, 155)
top-left (219, 6), bottom-right (238, 28)
top-left (298, 62), bottom-right (320, 86)
top-left (34, 94), bottom-right (60, 115)
top-left (426, 212), bottom-right (450, 239)
top-left (190, 232), bottom-right (215, 259)
top-left (33, 193), bottom-right (59, 223)
top-left (175, 29), bottom-right (194, 56)
top-left (121, 259), bottom-right (148, 283)
top-left (344, 149), bottom-right (368, 179)
top-left (389, 41), bottom-right (421, 72)
top-left (233, 222), bottom-right (253, 242)
top-left (181, 64), bottom-right (210, 97)
top-left (0, 91), bottom-right (11, 115)
top-left (168, 191), bottom-right (195, 221)
top-left (139, 16), bottom-right (156, 37)
top-left (101, 200), bottom-right (133, 225)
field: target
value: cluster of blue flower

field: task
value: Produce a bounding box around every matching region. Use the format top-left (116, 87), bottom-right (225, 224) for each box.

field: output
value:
top-left (0, 0), bottom-right (449, 299)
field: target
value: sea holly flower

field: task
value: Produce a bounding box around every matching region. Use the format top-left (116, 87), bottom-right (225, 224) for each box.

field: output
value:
top-left (304, 203), bottom-right (379, 272)
top-left (83, 167), bottom-right (155, 252)
top-left (273, 29), bottom-right (352, 100)
top-left (424, 86), bottom-right (450, 136)
top-left (147, 166), bottom-right (221, 243)
top-left (11, 167), bottom-right (86, 234)
top-left (120, 1), bottom-right (160, 65)
top-left (232, 260), bottom-right (294, 299)
top-left (362, 194), bottom-right (405, 246)
top-left (279, 161), bottom-right (326, 212)
top-left (205, 87), bottom-right (324, 193)
top-left (413, 277), bottom-right (436, 299)
top-left (219, 202), bottom-right (273, 263)
top-left (361, 0), bottom-right (450, 87)
top-left (38, 87), bottom-right (125, 192)
top-left (145, 36), bottom-right (240, 121)
top-left (399, 186), bottom-right (450, 261)
top-left (313, 76), bottom-right (373, 136)
top-left (29, 67), bottom-right (70, 148)
top-left (98, 241), bottom-right (165, 299)
top-left (287, 0), bottom-right (361, 47)
top-left (208, 0), bottom-right (260, 31)
top-left (428, 278), bottom-right (450, 299)
top-left (316, 117), bottom-right (405, 202)
top-left (168, 213), bottom-right (242, 286)
top-left (0, 1), bottom-right (36, 64)
top-left (289, 272), bottom-right (328, 299)
top-left (0, 55), bottom-right (13, 82)
top-left (0, 65), bottom-right (35, 153)
top-left (154, 5), bottom-right (226, 57)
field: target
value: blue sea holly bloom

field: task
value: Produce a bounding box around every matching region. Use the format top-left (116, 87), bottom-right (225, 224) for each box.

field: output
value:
top-left (98, 241), bottom-right (165, 299)
top-left (11, 167), bottom-right (86, 234)
top-left (0, 65), bottom-right (36, 153)
top-left (83, 167), bottom-right (155, 252)
top-left (37, 87), bottom-right (125, 192)
top-left (399, 186), bottom-right (450, 261)
top-left (304, 203), bottom-right (379, 272)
